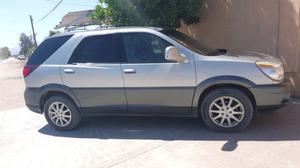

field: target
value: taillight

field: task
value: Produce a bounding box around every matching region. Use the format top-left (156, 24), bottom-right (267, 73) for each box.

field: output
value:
top-left (23, 65), bottom-right (38, 78)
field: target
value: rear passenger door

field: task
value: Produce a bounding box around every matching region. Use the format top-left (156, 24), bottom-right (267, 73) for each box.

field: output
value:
top-left (61, 34), bottom-right (127, 114)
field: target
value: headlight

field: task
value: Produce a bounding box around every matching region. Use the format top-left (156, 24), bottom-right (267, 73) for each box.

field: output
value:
top-left (256, 61), bottom-right (284, 82)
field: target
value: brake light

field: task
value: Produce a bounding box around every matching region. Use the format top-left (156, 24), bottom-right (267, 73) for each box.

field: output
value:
top-left (23, 65), bottom-right (38, 78)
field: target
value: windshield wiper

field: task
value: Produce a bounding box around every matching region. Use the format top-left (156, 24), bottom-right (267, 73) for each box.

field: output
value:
top-left (207, 49), bottom-right (227, 56)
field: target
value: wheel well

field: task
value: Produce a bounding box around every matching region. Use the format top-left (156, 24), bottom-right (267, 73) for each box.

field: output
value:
top-left (40, 91), bottom-right (76, 113)
top-left (197, 84), bottom-right (257, 113)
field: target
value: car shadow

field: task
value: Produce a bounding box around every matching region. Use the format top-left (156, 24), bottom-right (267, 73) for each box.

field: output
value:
top-left (39, 104), bottom-right (300, 151)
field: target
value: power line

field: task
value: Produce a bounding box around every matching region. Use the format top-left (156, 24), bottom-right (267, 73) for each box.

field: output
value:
top-left (44, 0), bottom-right (96, 7)
top-left (38, 0), bottom-right (64, 22)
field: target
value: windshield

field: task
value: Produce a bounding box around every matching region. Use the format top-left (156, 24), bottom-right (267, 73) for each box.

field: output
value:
top-left (160, 30), bottom-right (226, 56)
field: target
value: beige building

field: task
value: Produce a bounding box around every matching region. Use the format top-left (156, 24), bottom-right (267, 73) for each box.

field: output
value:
top-left (180, 0), bottom-right (300, 96)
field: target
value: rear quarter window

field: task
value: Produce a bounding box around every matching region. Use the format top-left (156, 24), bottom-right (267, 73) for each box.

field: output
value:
top-left (26, 35), bottom-right (73, 65)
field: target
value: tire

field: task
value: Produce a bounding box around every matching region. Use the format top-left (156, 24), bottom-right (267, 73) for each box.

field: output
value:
top-left (44, 95), bottom-right (81, 131)
top-left (201, 87), bottom-right (254, 132)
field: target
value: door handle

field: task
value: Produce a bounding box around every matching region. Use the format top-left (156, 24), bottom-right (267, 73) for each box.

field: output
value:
top-left (64, 68), bottom-right (75, 74)
top-left (124, 68), bottom-right (136, 74)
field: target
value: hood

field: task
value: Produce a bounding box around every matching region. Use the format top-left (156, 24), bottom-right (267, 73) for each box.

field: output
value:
top-left (219, 51), bottom-right (283, 64)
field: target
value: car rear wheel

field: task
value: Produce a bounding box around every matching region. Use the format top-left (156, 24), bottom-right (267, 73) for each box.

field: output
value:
top-left (44, 95), bottom-right (81, 131)
top-left (201, 87), bottom-right (254, 132)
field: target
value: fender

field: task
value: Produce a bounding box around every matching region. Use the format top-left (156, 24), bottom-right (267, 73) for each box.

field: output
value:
top-left (191, 76), bottom-right (256, 117)
top-left (40, 84), bottom-right (81, 108)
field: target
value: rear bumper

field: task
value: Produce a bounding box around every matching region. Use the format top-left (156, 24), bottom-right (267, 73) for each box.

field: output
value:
top-left (250, 81), bottom-right (291, 112)
top-left (24, 88), bottom-right (42, 114)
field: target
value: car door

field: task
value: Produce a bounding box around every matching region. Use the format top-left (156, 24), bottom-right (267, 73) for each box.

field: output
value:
top-left (61, 34), bottom-right (127, 114)
top-left (117, 32), bottom-right (196, 115)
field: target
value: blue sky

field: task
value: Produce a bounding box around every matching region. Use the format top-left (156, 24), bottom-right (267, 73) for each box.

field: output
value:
top-left (0, 0), bottom-right (99, 54)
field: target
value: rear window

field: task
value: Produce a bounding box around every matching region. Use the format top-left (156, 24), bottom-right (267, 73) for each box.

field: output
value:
top-left (26, 35), bottom-right (73, 65)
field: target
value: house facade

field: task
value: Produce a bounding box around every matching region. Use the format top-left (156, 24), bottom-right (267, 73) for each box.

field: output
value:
top-left (180, 0), bottom-right (300, 96)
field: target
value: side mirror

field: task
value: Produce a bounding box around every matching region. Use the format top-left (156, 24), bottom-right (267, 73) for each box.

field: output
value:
top-left (165, 46), bottom-right (188, 63)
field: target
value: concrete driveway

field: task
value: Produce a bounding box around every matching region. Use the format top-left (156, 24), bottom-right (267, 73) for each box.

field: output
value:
top-left (1, 58), bottom-right (300, 168)
top-left (0, 104), bottom-right (300, 168)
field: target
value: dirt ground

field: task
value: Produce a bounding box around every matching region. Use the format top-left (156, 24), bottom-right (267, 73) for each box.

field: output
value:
top-left (0, 58), bottom-right (26, 111)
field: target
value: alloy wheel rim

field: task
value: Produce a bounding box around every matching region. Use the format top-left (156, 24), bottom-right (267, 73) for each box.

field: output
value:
top-left (208, 96), bottom-right (245, 128)
top-left (48, 102), bottom-right (72, 127)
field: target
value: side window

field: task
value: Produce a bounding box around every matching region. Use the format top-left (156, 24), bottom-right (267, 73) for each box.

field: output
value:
top-left (120, 33), bottom-right (173, 63)
top-left (69, 34), bottom-right (123, 64)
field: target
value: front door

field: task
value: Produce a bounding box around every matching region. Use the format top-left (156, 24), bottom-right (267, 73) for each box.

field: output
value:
top-left (117, 32), bottom-right (196, 115)
top-left (61, 34), bottom-right (127, 114)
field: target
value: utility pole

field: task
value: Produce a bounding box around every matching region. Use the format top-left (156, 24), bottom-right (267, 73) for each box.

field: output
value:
top-left (30, 15), bottom-right (38, 48)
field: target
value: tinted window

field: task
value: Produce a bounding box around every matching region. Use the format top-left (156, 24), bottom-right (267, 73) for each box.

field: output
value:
top-left (69, 34), bottom-right (122, 64)
top-left (27, 35), bottom-right (72, 65)
top-left (120, 33), bottom-right (172, 63)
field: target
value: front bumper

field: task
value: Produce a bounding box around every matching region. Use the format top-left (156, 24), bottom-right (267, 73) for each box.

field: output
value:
top-left (250, 81), bottom-right (291, 112)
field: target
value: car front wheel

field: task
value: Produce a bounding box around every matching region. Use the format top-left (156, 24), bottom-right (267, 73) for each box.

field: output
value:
top-left (201, 87), bottom-right (254, 132)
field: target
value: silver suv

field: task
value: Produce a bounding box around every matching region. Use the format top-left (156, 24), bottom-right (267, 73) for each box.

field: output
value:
top-left (23, 27), bottom-right (290, 132)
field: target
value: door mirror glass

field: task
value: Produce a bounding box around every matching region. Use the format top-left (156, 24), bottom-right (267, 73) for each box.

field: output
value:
top-left (165, 46), bottom-right (188, 63)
